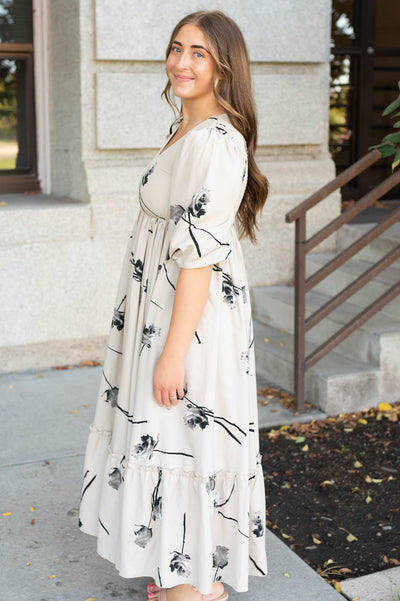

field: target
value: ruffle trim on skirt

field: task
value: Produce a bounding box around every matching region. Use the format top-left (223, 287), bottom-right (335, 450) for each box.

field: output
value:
top-left (78, 424), bottom-right (268, 594)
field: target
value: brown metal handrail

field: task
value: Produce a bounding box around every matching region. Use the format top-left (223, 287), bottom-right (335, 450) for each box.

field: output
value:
top-left (285, 149), bottom-right (400, 411)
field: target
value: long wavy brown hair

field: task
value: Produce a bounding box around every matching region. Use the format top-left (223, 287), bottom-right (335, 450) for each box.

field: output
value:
top-left (161, 10), bottom-right (269, 243)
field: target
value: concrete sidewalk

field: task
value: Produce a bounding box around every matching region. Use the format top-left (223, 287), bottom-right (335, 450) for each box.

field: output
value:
top-left (0, 366), bottom-right (347, 600)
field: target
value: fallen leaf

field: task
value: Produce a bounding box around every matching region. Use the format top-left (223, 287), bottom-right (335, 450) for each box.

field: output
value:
top-left (84, 404), bottom-right (89, 408)
top-left (388, 476), bottom-right (395, 482)
top-left (30, 518), bottom-right (35, 525)
top-left (264, 338), bottom-right (270, 343)
top-left (353, 460), bottom-right (362, 468)
top-left (283, 572), bottom-right (290, 578)
top-left (366, 495), bottom-right (372, 504)
top-left (378, 402), bottom-right (392, 412)
top-left (29, 506), bottom-right (34, 512)
top-left (301, 444), bottom-right (309, 452)
top-left (324, 559), bottom-right (334, 566)
top-left (334, 581), bottom-right (341, 593)
top-left (358, 418), bottom-right (368, 425)
top-left (346, 532), bottom-right (358, 542)
top-left (8, 384), bottom-right (14, 389)
top-left (48, 574), bottom-right (56, 579)
top-left (312, 536), bottom-right (323, 544)
top-left (2, 512), bottom-right (12, 516)
top-left (320, 480), bottom-right (334, 486)
top-left (295, 436), bottom-right (306, 443)
top-left (69, 409), bottom-right (78, 413)
top-left (0, 201), bottom-right (7, 206)
top-left (26, 561), bottom-right (31, 566)
top-left (281, 532), bottom-right (291, 538)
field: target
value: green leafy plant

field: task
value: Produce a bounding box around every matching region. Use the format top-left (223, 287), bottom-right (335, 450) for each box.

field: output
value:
top-left (369, 80), bottom-right (400, 171)
top-left (390, 582), bottom-right (400, 601)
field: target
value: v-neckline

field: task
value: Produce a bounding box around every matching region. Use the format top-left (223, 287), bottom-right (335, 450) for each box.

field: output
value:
top-left (158, 114), bottom-right (227, 157)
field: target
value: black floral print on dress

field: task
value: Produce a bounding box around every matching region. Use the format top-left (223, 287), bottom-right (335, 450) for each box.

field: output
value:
top-left (140, 323), bottom-right (161, 355)
top-left (183, 404), bottom-right (209, 430)
top-left (108, 455), bottom-right (126, 490)
top-left (206, 474), bottom-right (216, 494)
top-left (134, 524), bottom-right (152, 548)
top-left (132, 434), bottom-right (159, 461)
top-left (251, 510), bottom-right (264, 537)
top-left (102, 371), bottom-right (148, 425)
top-left (133, 469), bottom-right (163, 549)
top-left (222, 272), bottom-right (244, 309)
top-left (130, 252), bottom-right (144, 282)
top-left (131, 434), bottom-right (194, 462)
top-left (169, 513), bottom-right (191, 578)
top-left (170, 187), bottom-right (230, 259)
top-left (101, 370), bottom-right (119, 408)
top-left (170, 204), bottom-right (185, 224)
top-left (214, 482), bottom-right (236, 508)
top-left (183, 394), bottom-right (247, 445)
top-left (213, 545), bottom-right (229, 581)
top-left (216, 125), bottom-right (228, 135)
top-left (141, 163), bottom-right (155, 186)
top-left (111, 295), bottom-right (126, 331)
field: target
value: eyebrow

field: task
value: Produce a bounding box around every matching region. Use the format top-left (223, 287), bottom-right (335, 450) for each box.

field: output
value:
top-left (172, 40), bottom-right (210, 54)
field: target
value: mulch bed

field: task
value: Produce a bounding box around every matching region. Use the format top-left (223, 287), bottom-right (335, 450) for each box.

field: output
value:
top-left (258, 385), bottom-right (400, 590)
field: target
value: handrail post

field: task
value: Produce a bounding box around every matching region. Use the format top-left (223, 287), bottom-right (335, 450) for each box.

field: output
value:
top-left (294, 215), bottom-right (306, 411)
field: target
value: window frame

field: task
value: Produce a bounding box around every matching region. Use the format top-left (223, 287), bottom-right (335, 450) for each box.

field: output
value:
top-left (0, 41), bottom-right (40, 192)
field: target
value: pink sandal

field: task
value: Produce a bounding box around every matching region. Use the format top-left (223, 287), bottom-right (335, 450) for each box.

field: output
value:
top-left (147, 582), bottom-right (229, 601)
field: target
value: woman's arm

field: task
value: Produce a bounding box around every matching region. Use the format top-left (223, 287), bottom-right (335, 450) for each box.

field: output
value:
top-left (153, 264), bottom-right (213, 409)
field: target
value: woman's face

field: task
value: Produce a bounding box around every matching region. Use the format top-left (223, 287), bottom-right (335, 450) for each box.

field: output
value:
top-left (166, 24), bottom-right (217, 103)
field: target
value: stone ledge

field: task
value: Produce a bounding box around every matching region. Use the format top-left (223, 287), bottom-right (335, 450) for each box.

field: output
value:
top-left (0, 193), bottom-right (91, 246)
top-left (0, 335), bottom-right (107, 374)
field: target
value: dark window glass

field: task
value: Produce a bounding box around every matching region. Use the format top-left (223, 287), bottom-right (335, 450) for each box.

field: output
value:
top-left (0, 57), bottom-right (30, 170)
top-left (0, 0), bottom-right (38, 192)
top-left (0, 0), bottom-right (33, 44)
top-left (331, 0), bottom-right (357, 48)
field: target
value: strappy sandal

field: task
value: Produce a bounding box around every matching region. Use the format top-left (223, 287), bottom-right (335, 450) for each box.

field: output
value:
top-left (147, 582), bottom-right (229, 601)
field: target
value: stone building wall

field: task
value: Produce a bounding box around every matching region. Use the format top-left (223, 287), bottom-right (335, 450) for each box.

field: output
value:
top-left (0, 0), bottom-right (339, 371)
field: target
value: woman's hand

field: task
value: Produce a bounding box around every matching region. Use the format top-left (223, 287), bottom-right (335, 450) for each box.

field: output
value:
top-left (153, 349), bottom-right (185, 409)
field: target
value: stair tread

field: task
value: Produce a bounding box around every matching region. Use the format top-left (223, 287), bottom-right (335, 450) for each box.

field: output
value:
top-left (252, 285), bottom-right (400, 334)
top-left (306, 251), bottom-right (400, 285)
top-left (341, 221), bottom-right (400, 242)
top-left (253, 319), bottom-right (379, 376)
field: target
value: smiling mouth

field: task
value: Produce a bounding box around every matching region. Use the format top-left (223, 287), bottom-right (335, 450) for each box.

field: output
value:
top-left (174, 74), bottom-right (194, 82)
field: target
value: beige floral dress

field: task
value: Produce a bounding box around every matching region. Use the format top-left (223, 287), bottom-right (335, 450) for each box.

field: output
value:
top-left (78, 113), bottom-right (268, 594)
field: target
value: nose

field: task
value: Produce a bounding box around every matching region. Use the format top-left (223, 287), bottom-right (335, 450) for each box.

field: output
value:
top-left (175, 50), bottom-right (190, 69)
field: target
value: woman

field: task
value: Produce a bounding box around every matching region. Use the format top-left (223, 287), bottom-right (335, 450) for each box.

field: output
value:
top-left (78, 10), bottom-right (269, 601)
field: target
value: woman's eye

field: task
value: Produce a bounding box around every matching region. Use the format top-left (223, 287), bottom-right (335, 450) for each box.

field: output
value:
top-left (171, 46), bottom-right (181, 53)
top-left (194, 51), bottom-right (204, 58)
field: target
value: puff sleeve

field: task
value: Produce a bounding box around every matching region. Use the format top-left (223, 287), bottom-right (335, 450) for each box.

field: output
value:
top-left (167, 124), bottom-right (247, 269)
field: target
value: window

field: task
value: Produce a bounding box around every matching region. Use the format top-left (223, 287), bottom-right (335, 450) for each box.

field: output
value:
top-left (0, 0), bottom-right (39, 192)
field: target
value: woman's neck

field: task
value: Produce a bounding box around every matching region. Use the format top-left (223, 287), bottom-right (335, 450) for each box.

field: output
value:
top-left (180, 97), bottom-right (225, 131)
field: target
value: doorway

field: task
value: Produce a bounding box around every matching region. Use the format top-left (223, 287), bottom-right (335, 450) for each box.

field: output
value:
top-left (330, 0), bottom-right (400, 202)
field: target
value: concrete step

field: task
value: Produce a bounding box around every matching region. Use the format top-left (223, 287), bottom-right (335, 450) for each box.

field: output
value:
top-left (305, 252), bottom-right (400, 319)
top-left (251, 285), bottom-right (400, 401)
top-left (337, 222), bottom-right (400, 266)
top-left (253, 319), bottom-right (381, 415)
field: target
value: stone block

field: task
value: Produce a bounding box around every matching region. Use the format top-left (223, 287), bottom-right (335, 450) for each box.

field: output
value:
top-left (95, 0), bottom-right (330, 63)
